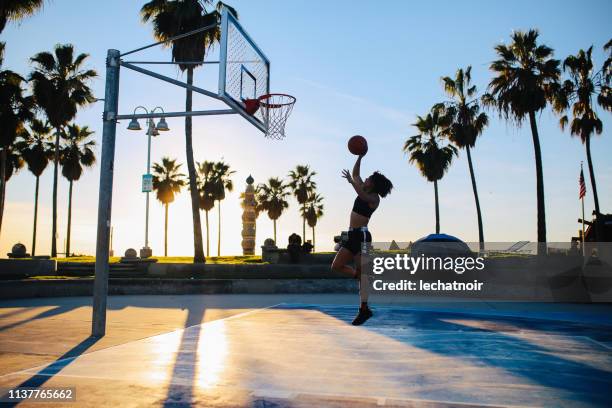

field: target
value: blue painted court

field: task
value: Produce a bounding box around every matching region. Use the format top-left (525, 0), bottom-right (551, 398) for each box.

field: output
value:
top-left (1, 299), bottom-right (611, 407)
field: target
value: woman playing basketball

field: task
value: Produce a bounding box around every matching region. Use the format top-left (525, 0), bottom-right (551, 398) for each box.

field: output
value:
top-left (332, 150), bottom-right (393, 325)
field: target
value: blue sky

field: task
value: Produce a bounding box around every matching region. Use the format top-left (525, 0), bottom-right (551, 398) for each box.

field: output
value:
top-left (1, 0), bottom-right (611, 256)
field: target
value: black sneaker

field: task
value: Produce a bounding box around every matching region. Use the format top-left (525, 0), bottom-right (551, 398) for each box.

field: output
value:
top-left (351, 307), bottom-right (373, 326)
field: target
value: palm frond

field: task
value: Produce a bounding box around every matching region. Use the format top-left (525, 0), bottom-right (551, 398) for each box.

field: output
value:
top-left (152, 156), bottom-right (186, 204)
top-left (487, 29), bottom-right (560, 124)
top-left (404, 107), bottom-right (458, 182)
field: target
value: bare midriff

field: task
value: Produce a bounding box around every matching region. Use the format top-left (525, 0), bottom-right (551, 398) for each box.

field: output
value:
top-left (349, 211), bottom-right (371, 228)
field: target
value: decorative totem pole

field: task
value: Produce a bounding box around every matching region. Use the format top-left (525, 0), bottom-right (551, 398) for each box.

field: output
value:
top-left (241, 175), bottom-right (257, 255)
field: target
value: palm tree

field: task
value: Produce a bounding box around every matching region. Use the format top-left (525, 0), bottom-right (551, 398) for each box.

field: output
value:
top-left (29, 44), bottom-right (96, 257)
top-left (0, 0), bottom-right (45, 34)
top-left (152, 157), bottom-right (186, 257)
top-left (303, 192), bottom-right (324, 251)
top-left (141, 0), bottom-right (237, 264)
top-left (256, 177), bottom-right (290, 243)
top-left (197, 160), bottom-right (216, 257)
top-left (288, 165), bottom-right (317, 241)
top-left (603, 39), bottom-right (611, 84)
top-left (404, 109), bottom-right (457, 234)
top-left (435, 66), bottom-right (488, 249)
top-left (483, 29), bottom-right (560, 245)
top-left (1, 144), bottom-right (25, 235)
top-left (210, 160), bottom-right (234, 256)
top-left (60, 124), bottom-right (96, 256)
top-left (553, 46), bottom-right (611, 240)
top-left (0, 42), bottom-right (33, 235)
top-left (19, 118), bottom-right (53, 255)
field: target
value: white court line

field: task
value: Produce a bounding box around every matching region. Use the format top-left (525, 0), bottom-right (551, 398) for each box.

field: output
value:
top-left (0, 302), bottom-right (285, 379)
top-left (582, 336), bottom-right (612, 351)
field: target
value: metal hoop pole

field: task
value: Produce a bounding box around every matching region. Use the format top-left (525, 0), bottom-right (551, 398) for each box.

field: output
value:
top-left (92, 49), bottom-right (121, 337)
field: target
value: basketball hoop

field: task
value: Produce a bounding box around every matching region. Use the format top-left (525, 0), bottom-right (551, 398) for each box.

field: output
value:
top-left (244, 93), bottom-right (296, 140)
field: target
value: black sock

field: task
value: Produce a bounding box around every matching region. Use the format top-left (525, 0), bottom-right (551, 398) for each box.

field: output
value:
top-left (360, 302), bottom-right (368, 310)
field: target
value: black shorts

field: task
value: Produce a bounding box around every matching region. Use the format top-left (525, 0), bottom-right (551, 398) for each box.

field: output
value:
top-left (341, 230), bottom-right (372, 255)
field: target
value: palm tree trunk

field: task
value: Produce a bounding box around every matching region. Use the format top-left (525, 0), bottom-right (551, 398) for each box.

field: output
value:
top-left (312, 226), bottom-right (315, 252)
top-left (302, 204), bottom-right (306, 241)
top-left (32, 176), bottom-right (40, 256)
top-left (528, 111), bottom-right (547, 251)
top-left (205, 210), bottom-right (210, 257)
top-left (164, 203), bottom-right (169, 257)
top-left (0, 149), bottom-right (6, 236)
top-left (466, 146), bottom-right (484, 251)
top-left (51, 128), bottom-right (60, 257)
top-left (434, 180), bottom-right (440, 234)
top-left (217, 201), bottom-right (221, 257)
top-left (273, 219), bottom-right (277, 243)
top-left (185, 68), bottom-right (206, 263)
top-left (585, 134), bottom-right (602, 240)
top-left (65, 180), bottom-right (73, 257)
top-left (0, 16), bottom-right (7, 35)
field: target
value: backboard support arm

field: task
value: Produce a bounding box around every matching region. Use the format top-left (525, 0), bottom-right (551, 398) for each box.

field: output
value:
top-left (121, 61), bottom-right (222, 101)
top-left (116, 109), bottom-right (236, 120)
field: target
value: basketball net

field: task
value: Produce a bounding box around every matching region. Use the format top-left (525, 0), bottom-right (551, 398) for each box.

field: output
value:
top-left (245, 94), bottom-right (296, 140)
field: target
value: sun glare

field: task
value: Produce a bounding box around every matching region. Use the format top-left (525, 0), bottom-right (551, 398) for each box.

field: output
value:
top-left (196, 320), bottom-right (229, 388)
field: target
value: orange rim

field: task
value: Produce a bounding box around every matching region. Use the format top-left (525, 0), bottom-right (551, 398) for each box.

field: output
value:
top-left (257, 93), bottom-right (296, 109)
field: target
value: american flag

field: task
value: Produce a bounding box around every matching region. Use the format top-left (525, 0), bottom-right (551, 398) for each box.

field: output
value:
top-left (579, 168), bottom-right (587, 199)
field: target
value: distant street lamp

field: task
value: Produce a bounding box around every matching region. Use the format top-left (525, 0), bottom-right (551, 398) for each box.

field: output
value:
top-left (127, 106), bottom-right (169, 258)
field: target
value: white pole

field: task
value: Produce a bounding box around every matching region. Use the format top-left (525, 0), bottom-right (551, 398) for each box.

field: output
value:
top-left (145, 120), bottom-right (152, 250)
top-left (582, 197), bottom-right (586, 256)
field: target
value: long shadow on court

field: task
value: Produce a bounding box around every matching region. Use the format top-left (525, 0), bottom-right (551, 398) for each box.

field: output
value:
top-left (0, 336), bottom-right (99, 407)
top-left (0, 304), bottom-right (81, 332)
top-left (162, 304), bottom-right (206, 407)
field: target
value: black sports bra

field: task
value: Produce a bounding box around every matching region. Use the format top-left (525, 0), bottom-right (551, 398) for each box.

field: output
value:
top-left (352, 196), bottom-right (376, 218)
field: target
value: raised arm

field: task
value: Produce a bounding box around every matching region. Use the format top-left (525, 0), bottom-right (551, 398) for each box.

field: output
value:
top-left (341, 156), bottom-right (378, 205)
top-left (352, 156), bottom-right (363, 184)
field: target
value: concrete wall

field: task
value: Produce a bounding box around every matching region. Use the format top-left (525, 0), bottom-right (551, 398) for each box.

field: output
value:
top-left (147, 263), bottom-right (341, 279)
top-left (0, 259), bottom-right (57, 278)
top-left (0, 278), bottom-right (358, 299)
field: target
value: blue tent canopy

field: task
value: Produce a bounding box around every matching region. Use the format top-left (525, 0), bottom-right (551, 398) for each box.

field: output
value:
top-left (416, 233), bottom-right (464, 243)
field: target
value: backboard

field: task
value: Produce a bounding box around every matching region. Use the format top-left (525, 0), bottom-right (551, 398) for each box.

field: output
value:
top-left (218, 7), bottom-right (270, 133)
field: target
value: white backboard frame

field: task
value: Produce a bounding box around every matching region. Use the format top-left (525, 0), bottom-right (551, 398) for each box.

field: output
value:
top-left (218, 7), bottom-right (270, 133)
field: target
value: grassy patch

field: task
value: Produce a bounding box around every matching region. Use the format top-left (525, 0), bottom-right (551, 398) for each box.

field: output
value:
top-left (483, 252), bottom-right (535, 259)
top-left (152, 256), bottom-right (264, 264)
top-left (53, 256), bottom-right (121, 263)
top-left (54, 255), bottom-right (264, 264)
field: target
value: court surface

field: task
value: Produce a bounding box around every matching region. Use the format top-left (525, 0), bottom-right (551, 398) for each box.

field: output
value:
top-left (1, 301), bottom-right (612, 407)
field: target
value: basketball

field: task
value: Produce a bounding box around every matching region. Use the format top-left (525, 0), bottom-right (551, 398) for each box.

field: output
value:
top-left (244, 98), bottom-right (260, 115)
top-left (348, 135), bottom-right (368, 156)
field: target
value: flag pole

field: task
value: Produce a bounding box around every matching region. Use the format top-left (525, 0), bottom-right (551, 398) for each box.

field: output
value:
top-left (581, 161), bottom-right (585, 256)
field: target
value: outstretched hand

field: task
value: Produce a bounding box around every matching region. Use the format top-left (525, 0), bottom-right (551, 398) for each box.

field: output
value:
top-left (341, 169), bottom-right (353, 184)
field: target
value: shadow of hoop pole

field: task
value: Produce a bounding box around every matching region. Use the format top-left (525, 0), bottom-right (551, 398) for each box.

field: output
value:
top-left (0, 336), bottom-right (100, 407)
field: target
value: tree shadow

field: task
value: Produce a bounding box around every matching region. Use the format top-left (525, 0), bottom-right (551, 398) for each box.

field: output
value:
top-left (0, 304), bottom-right (80, 332)
top-left (162, 304), bottom-right (206, 407)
